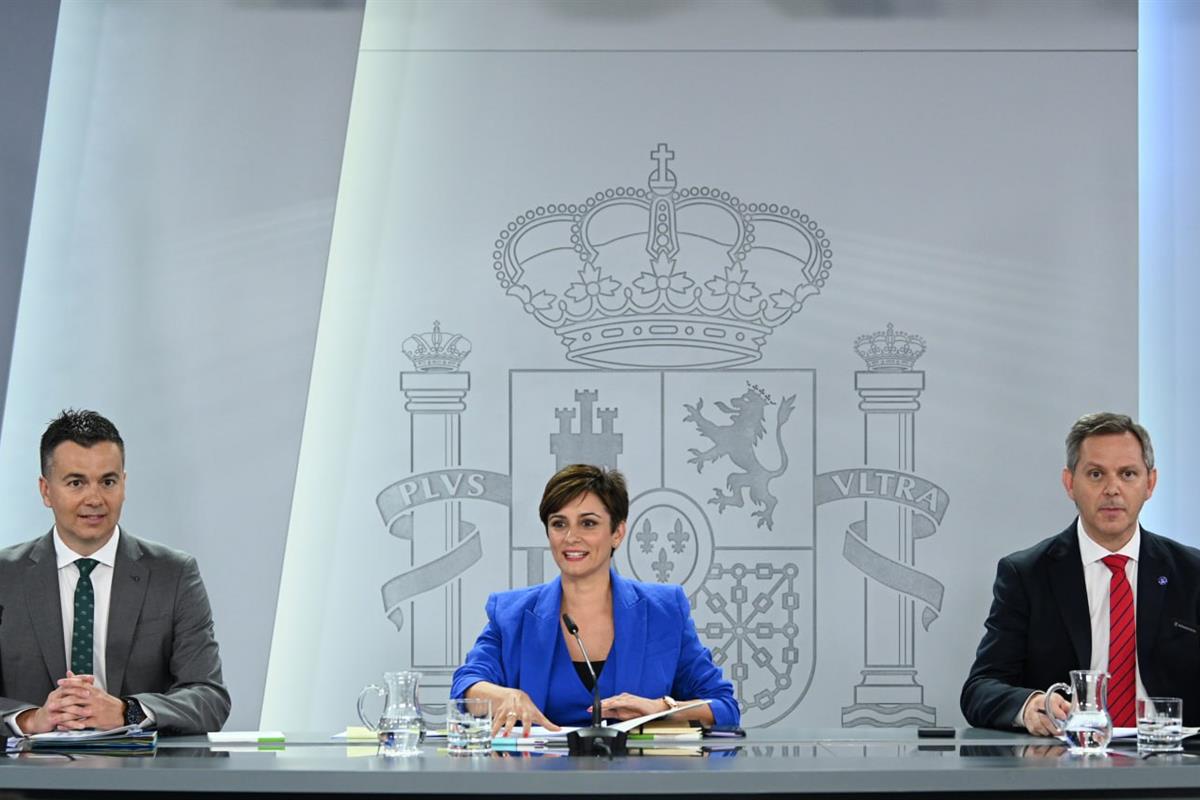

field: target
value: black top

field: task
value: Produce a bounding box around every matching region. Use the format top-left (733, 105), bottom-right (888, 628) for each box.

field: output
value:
top-left (573, 659), bottom-right (606, 692)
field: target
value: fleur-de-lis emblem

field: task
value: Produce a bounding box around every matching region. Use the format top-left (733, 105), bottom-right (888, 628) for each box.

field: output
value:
top-left (636, 519), bottom-right (658, 554)
top-left (652, 548), bottom-right (674, 582)
top-left (667, 519), bottom-right (690, 554)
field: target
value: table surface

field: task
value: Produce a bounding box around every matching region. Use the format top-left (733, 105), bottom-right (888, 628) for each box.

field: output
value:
top-left (4, 727), bottom-right (1200, 797)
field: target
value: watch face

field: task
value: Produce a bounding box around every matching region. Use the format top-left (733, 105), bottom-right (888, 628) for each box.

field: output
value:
top-left (124, 698), bottom-right (146, 726)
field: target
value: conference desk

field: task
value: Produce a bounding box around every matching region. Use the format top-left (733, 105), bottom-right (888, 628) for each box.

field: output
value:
top-left (3, 727), bottom-right (1200, 799)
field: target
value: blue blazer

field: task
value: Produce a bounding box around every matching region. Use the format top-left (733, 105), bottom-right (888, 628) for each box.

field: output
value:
top-left (451, 570), bottom-right (740, 727)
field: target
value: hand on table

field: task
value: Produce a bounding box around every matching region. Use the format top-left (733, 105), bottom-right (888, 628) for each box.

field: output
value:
top-left (591, 693), bottom-right (670, 721)
top-left (1022, 691), bottom-right (1070, 737)
top-left (490, 688), bottom-right (560, 738)
top-left (16, 671), bottom-right (124, 734)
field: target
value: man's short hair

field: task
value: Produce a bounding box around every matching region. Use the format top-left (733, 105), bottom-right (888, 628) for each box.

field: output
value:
top-left (1065, 412), bottom-right (1154, 472)
top-left (538, 464), bottom-right (629, 530)
top-left (40, 409), bottom-right (125, 476)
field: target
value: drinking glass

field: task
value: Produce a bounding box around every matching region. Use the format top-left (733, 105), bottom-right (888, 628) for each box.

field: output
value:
top-left (1137, 697), bottom-right (1183, 753)
top-left (447, 697), bottom-right (492, 756)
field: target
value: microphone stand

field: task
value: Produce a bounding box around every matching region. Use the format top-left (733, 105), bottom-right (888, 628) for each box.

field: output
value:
top-left (562, 613), bottom-right (628, 758)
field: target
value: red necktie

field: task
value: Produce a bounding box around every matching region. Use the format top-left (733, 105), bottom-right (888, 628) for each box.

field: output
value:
top-left (1102, 554), bottom-right (1136, 727)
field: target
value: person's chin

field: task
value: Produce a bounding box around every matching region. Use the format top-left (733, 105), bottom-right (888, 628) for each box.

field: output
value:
top-left (1091, 520), bottom-right (1131, 541)
top-left (558, 558), bottom-right (602, 577)
top-left (74, 517), bottom-right (115, 539)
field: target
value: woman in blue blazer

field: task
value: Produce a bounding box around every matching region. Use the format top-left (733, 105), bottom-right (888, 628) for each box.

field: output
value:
top-left (451, 464), bottom-right (739, 738)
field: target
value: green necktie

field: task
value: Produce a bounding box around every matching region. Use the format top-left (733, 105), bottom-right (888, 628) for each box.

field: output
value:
top-left (71, 558), bottom-right (100, 675)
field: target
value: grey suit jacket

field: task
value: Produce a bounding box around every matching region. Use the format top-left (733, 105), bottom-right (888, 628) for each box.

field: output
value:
top-left (0, 530), bottom-right (230, 734)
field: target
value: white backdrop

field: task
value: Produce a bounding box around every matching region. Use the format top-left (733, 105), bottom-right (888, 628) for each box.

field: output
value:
top-left (264, 1), bottom-right (1136, 730)
top-left (0, 0), bottom-right (1150, 734)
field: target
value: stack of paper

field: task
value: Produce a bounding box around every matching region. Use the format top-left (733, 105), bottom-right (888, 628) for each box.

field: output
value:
top-left (15, 725), bottom-right (156, 755)
top-left (630, 719), bottom-right (702, 740)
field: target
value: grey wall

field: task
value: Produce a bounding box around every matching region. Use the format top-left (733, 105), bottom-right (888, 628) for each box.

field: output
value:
top-left (0, 0), bottom-right (59, 435)
top-left (0, 0), bottom-right (364, 729)
top-left (0, 0), bottom-right (1150, 734)
top-left (265, 0), bottom-right (1138, 731)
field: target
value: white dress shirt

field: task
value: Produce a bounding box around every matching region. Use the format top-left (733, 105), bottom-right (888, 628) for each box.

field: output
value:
top-left (1076, 519), bottom-right (1148, 701)
top-left (54, 526), bottom-right (120, 692)
top-left (1017, 520), bottom-right (1148, 726)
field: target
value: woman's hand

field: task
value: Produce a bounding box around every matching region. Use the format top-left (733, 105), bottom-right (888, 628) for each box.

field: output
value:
top-left (490, 688), bottom-right (561, 738)
top-left (591, 693), bottom-right (671, 721)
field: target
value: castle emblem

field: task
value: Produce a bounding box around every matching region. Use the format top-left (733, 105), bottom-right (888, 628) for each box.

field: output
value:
top-left (494, 144), bottom-right (833, 368)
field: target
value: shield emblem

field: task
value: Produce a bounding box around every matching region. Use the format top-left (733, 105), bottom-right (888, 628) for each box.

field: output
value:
top-left (510, 368), bottom-right (816, 727)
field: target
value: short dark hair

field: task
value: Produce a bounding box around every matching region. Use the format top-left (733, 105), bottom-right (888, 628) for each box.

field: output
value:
top-left (539, 464), bottom-right (629, 530)
top-left (40, 409), bottom-right (125, 476)
top-left (1065, 412), bottom-right (1154, 472)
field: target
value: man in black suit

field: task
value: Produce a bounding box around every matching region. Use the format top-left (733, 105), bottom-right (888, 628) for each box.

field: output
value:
top-left (962, 412), bottom-right (1200, 733)
top-left (0, 410), bottom-right (229, 735)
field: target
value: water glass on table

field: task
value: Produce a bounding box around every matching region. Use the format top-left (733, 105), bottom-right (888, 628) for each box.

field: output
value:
top-left (448, 698), bottom-right (492, 756)
top-left (1137, 697), bottom-right (1183, 753)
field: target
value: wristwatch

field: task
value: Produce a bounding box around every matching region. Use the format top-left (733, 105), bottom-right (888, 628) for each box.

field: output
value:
top-left (122, 696), bottom-right (147, 728)
top-left (662, 696), bottom-right (680, 712)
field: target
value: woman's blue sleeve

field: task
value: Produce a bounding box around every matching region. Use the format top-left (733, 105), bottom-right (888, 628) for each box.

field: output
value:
top-left (671, 586), bottom-right (741, 726)
top-left (451, 593), bottom-right (506, 698)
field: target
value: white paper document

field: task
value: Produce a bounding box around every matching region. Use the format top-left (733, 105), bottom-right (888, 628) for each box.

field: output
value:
top-left (29, 724), bottom-right (144, 742)
top-left (497, 700), bottom-right (712, 744)
top-left (207, 731), bottom-right (286, 743)
top-left (1110, 726), bottom-right (1200, 741)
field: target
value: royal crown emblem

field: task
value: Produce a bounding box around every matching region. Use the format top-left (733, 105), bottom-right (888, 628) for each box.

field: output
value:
top-left (853, 323), bottom-right (926, 372)
top-left (402, 321), bottom-right (472, 372)
top-left (494, 144), bottom-right (833, 368)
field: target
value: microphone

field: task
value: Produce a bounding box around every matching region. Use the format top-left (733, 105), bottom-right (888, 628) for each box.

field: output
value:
top-left (562, 612), bottom-right (627, 757)
top-left (562, 613), bottom-right (602, 728)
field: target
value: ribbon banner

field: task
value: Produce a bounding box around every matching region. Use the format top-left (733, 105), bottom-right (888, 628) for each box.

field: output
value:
top-left (376, 469), bottom-right (512, 630)
top-left (814, 468), bottom-right (948, 528)
top-left (815, 468), bottom-right (949, 629)
top-left (843, 521), bottom-right (944, 630)
top-left (377, 469), bottom-right (511, 538)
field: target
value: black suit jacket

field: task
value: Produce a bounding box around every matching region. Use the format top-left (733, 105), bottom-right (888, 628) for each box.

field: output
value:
top-left (961, 522), bottom-right (1200, 729)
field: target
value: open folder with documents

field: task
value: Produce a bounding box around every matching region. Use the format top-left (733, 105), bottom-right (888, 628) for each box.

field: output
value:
top-left (494, 699), bottom-right (711, 746)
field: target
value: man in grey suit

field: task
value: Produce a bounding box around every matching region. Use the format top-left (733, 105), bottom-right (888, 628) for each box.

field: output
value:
top-left (0, 410), bottom-right (229, 735)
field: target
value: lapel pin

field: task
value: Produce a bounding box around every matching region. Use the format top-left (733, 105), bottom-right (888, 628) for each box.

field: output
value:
top-left (1158, 576), bottom-right (1168, 586)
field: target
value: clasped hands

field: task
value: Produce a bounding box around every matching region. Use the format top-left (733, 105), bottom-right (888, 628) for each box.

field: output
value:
top-left (16, 671), bottom-right (125, 734)
top-left (490, 688), bottom-right (668, 738)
